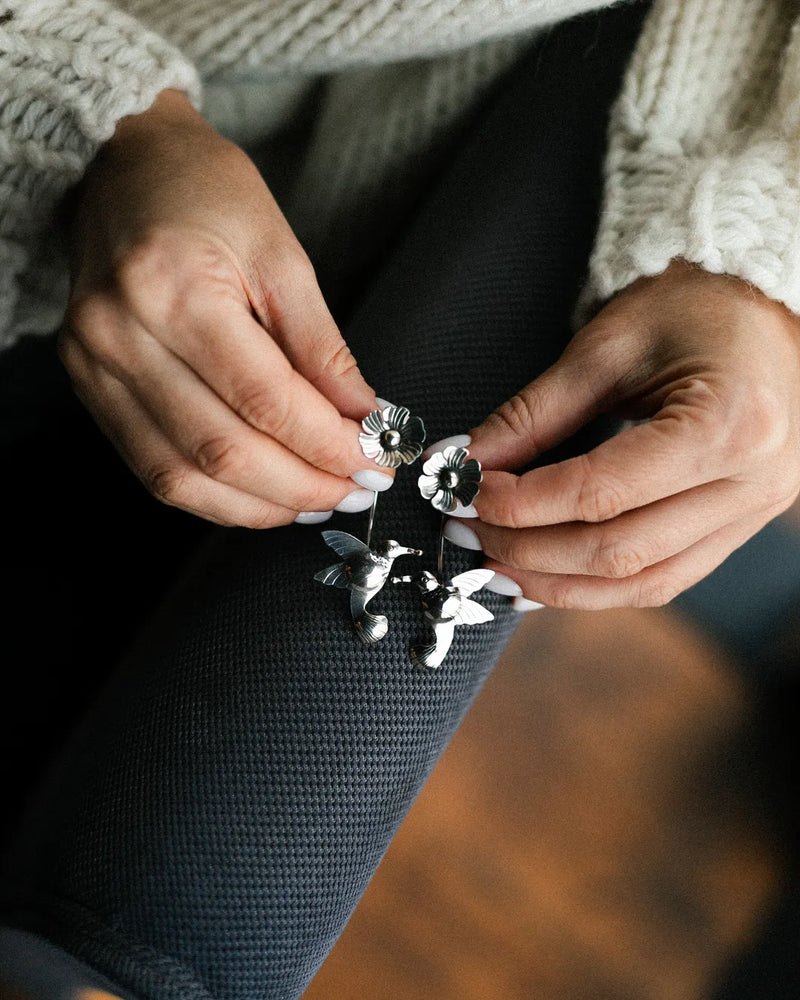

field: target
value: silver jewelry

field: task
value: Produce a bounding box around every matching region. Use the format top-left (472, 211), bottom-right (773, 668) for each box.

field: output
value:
top-left (315, 531), bottom-right (422, 644)
top-left (315, 403), bottom-right (426, 643)
top-left (390, 444), bottom-right (493, 669)
top-left (359, 405), bottom-right (426, 468)
top-left (391, 568), bottom-right (494, 669)
top-left (418, 445), bottom-right (482, 514)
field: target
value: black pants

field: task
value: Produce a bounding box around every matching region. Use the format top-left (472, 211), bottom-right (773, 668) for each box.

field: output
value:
top-left (0, 6), bottom-right (649, 998)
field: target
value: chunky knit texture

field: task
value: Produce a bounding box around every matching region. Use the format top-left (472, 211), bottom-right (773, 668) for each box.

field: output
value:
top-left (582, 0), bottom-right (800, 318)
top-left (2, 0), bottom-right (800, 350)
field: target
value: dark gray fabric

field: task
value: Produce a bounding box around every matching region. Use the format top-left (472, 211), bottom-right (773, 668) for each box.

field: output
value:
top-left (0, 6), bottom-right (648, 999)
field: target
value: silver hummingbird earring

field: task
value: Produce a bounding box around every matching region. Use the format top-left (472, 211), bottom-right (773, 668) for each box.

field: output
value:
top-left (393, 445), bottom-right (494, 669)
top-left (314, 404), bottom-right (426, 644)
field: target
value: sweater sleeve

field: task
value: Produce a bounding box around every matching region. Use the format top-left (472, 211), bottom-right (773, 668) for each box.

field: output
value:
top-left (0, 0), bottom-right (200, 348)
top-left (583, 0), bottom-right (800, 321)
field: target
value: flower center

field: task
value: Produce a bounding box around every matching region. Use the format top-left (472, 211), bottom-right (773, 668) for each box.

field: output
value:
top-left (440, 468), bottom-right (460, 489)
top-left (381, 429), bottom-right (402, 450)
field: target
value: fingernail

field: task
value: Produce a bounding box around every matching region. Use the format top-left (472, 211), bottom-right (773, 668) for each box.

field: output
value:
top-left (334, 489), bottom-right (376, 513)
top-left (443, 519), bottom-right (482, 551)
top-left (422, 433), bottom-right (471, 461)
top-left (450, 501), bottom-right (478, 518)
top-left (375, 397), bottom-right (394, 410)
top-left (294, 510), bottom-right (333, 525)
top-left (484, 573), bottom-right (523, 597)
top-left (352, 469), bottom-right (394, 492)
top-left (513, 596), bottom-right (545, 613)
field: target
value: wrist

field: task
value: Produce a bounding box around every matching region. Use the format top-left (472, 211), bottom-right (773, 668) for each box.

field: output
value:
top-left (108, 88), bottom-right (205, 147)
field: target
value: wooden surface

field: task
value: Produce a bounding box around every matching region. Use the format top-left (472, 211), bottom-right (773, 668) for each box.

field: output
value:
top-left (303, 574), bottom-right (795, 999)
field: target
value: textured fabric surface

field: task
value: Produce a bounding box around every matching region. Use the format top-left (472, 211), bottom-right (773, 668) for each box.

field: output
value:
top-left (0, 8), bottom-right (646, 1000)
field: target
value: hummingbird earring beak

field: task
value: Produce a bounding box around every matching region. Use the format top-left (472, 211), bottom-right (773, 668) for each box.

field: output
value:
top-left (314, 403), bottom-right (427, 644)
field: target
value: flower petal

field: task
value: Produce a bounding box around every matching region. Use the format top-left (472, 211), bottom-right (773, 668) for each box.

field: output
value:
top-left (378, 449), bottom-right (404, 468)
top-left (362, 409), bottom-right (388, 435)
top-left (422, 451), bottom-right (448, 476)
top-left (359, 433), bottom-right (385, 461)
top-left (401, 415), bottom-right (426, 448)
top-left (458, 459), bottom-right (483, 485)
top-left (443, 445), bottom-right (467, 468)
top-left (395, 441), bottom-right (424, 465)
top-left (432, 487), bottom-right (456, 513)
top-left (385, 405), bottom-right (411, 430)
top-left (453, 480), bottom-right (480, 506)
top-left (418, 474), bottom-right (439, 499)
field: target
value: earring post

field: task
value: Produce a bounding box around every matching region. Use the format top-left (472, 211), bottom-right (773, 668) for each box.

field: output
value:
top-left (365, 491), bottom-right (379, 548)
top-left (437, 511), bottom-right (445, 578)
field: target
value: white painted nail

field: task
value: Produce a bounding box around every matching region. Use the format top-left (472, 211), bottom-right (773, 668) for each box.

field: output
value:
top-left (443, 519), bottom-right (482, 551)
top-left (512, 596), bottom-right (545, 613)
top-left (484, 573), bottom-right (523, 597)
top-left (375, 397), bottom-right (394, 410)
top-left (352, 469), bottom-right (394, 492)
top-left (422, 434), bottom-right (471, 461)
top-left (334, 489), bottom-right (376, 513)
top-left (449, 501), bottom-right (478, 519)
top-left (294, 510), bottom-right (333, 525)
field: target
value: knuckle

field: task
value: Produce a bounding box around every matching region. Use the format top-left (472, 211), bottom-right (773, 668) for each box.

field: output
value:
top-left (235, 381), bottom-right (288, 436)
top-left (491, 392), bottom-right (539, 444)
top-left (487, 528), bottom-right (528, 569)
top-left (575, 457), bottom-right (627, 523)
top-left (488, 480), bottom-right (526, 530)
top-left (313, 340), bottom-right (360, 387)
top-left (591, 535), bottom-right (646, 579)
top-left (733, 390), bottom-right (787, 460)
top-left (146, 464), bottom-right (192, 507)
top-left (64, 292), bottom-right (119, 360)
top-left (112, 229), bottom-right (176, 301)
top-left (194, 436), bottom-right (245, 481)
top-left (636, 576), bottom-right (678, 608)
top-left (546, 579), bottom-right (578, 610)
top-left (114, 230), bottom-right (237, 326)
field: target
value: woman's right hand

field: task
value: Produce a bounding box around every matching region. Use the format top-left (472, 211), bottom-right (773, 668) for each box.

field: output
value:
top-left (59, 89), bottom-right (391, 527)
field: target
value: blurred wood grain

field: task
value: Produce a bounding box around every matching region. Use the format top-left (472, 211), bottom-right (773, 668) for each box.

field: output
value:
top-left (303, 589), bottom-right (794, 1000)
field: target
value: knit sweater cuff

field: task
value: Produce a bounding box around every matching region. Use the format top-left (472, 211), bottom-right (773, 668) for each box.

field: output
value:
top-left (582, 136), bottom-right (800, 321)
top-left (0, 0), bottom-right (201, 347)
top-left (579, 0), bottom-right (800, 326)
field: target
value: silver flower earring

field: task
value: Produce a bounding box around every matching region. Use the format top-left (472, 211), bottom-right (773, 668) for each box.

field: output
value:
top-left (315, 403), bottom-right (426, 644)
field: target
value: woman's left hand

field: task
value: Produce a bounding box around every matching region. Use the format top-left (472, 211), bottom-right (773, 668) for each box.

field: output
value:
top-left (459, 260), bottom-right (800, 609)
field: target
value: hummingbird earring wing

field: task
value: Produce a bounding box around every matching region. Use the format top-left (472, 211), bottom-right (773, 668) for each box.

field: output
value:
top-left (314, 403), bottom-right (426, 644)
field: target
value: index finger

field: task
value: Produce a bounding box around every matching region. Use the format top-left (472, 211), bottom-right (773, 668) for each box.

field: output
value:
top-left (160, 297), bottom-right (392, 485)
top-left (474, 410), bottom-right (730, 528)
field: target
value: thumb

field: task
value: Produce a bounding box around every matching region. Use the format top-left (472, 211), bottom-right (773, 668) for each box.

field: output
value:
top-left (468, 326), bottom-right (623, 471)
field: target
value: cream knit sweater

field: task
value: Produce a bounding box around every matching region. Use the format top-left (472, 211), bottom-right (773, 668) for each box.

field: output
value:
top-left (1, 0), bottom-right (799, 350)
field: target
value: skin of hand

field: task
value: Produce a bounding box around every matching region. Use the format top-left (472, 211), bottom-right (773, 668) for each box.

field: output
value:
top-left (465, 260), bottom-right (800, 609)
top-left (59, 89), bottom-right (389, 527)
